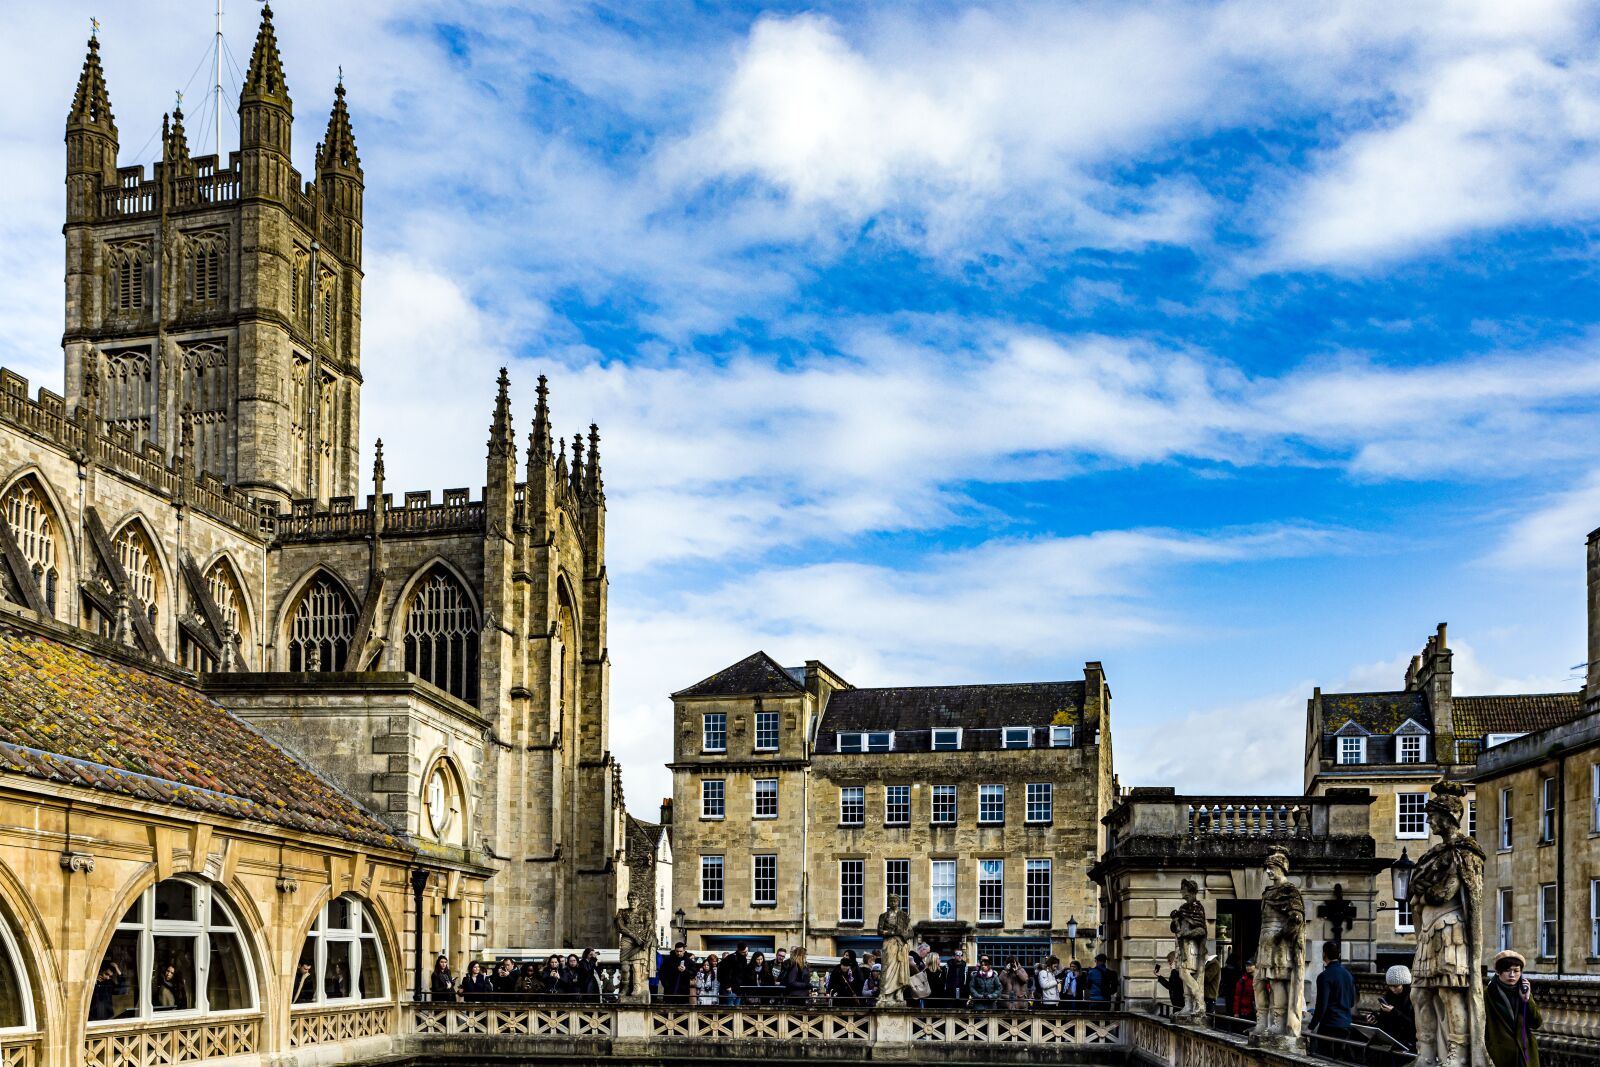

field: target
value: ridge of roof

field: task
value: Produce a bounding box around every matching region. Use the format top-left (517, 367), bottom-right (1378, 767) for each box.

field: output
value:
top-left (838, 679), bottom-right (1084, 696)
top-left (672, 650), bottom-right (806, 698)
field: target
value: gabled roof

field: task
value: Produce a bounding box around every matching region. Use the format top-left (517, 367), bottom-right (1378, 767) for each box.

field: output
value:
top-left (817, 680), bottom-right (1085, 753)
top-left (673, 651), bottom-right (805, 698)
top-left (1319, 691), bottom-right (1430, 735)
top-left (1453, 693), bottom-right (1585, 740)
top-left (0, 619), bottom-right (400, 848)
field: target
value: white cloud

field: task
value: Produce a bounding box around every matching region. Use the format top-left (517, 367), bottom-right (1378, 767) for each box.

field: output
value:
top-left (1489, 470), bottom-right (1600, 571)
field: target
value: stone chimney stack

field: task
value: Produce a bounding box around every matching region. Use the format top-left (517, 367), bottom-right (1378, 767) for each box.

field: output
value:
top-left (1587, 529), bottom-right (1600, 703)
top-left (1416, 623), bottom-right (1455, 765)
top-left (659, 798), bottom-right (673, 827)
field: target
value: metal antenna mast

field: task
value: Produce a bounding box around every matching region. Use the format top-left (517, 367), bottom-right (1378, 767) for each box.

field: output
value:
top-left (213, 0), bottom-right (224, 161)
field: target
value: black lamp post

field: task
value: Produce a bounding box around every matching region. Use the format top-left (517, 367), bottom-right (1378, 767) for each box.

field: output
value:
top-left (1067, 915), bottom-right (1079, 962)
top-left (673, 907), bottom-right (686, 947)
top-left (410, 868), bottom-right (430, 1002)
top-left (1390, 848), bottom-right (1415, 905)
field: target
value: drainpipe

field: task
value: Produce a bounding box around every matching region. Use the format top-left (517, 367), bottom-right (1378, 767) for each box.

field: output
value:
top-left (411, 867), bottom-right (429, 1001)
top-left (1556, 753), bottom-right (1566, 971)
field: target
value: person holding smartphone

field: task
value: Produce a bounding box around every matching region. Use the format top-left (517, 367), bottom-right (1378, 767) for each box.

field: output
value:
top-left (1485, 951), bottom-right (1541, 1067)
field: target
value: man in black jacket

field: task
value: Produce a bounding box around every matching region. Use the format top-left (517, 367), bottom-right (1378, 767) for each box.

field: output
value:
top-left (659, 943), bottom-right (695, 1004)
top-left (945, 949), bottom-right (969, 1006)
top-left (718, 944), bottom-right (751, 1005)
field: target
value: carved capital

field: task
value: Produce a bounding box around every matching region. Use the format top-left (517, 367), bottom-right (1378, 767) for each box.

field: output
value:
top-left (60, 850), bottom-right (96, 874)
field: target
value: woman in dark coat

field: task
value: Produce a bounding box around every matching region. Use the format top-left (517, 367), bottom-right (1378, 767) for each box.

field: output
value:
top-left (1485, 952), bottom-right (1541, 1067)
top-left (515, 962), bottom-right (544, 997)
top-left (748, 952), bottom-right (777, 1005)
top-left (429, 956), bottom-right (457, 1004)
top-left (577, 948), bottom-right (602, 1002)
top-left (831, 960), bottom-right (861, 1006)
top-left (461, 960), bottom-right (494, 1000)
top-left (782, 948), bottom-right (813, 1004)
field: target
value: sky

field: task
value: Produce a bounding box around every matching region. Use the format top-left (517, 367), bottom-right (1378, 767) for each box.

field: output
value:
top-left (3, 0), bottom-right (1600, 814)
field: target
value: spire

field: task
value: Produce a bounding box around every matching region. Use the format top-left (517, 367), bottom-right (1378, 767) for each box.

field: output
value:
top-left (68, 35), bottom-right (116, 136)
top-left (316, 81), bottom-right (361, 176)
top-left (372, 438), bottom-right (386, 500)
top-left (570, 432), bottom-right (585, 494)
top-left (585, 423), bottom-right (604, 500)
top-left (489, 367), bottom-right (514, 457)
top-left (529, 374), bottom-right (551, 466)
top-left (241, 4), bottom-right (290, 109)
top-left (162, 106), bottom-right (190, 167)
top-left (554, 436), bottom-right (568, 481)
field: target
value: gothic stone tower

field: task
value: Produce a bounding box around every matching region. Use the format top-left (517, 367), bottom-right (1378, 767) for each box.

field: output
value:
top-left (63, 6), bottom-right (362, 508)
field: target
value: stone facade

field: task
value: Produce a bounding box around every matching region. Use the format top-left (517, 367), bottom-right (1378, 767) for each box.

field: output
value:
top-left (1090, 788), bottom-right (1388, 1009)
top-left (0, 8), bottom-right (626, 960)
top-left (1302, 623), bottom-right (1584, 967)
top-left (669, 652), bottom-right (1114, 963)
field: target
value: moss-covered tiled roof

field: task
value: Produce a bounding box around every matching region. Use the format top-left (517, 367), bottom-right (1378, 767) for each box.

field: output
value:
top-left (1453, 693), bottom-right (1584, 739)
top-left (0, 621), bottom-right (402, 848)
top-left (673, 651), bottom-right (805, 698)
top-left (1319, 690), bottom-right (1429, 735)
top-left (816, 680), bottom-right (1086, 753)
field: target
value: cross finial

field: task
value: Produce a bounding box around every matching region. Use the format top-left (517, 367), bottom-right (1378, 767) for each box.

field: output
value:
top-left (90, 16), bottom-right (100, 39)
top-left (338, 64), bottom-right (343, 87)
top-left (175, 90), bottom-right (183, 109)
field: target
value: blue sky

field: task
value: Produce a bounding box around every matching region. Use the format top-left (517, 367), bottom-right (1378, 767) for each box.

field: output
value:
top-left (4, 1), bottom-right (1600, 812)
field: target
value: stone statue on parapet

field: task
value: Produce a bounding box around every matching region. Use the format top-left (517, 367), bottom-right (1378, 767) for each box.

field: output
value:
top-left (875, 893), bottom-right (912, 1006)
top-left (1410, 781), bottom-right (1487, 1067)
top-left (1249, 846), bottom-right (1306, 1052)
top-left (614, 890), bottom-right (655, 1004)
top-left (1169, 877), bottom-right (1208, 1021)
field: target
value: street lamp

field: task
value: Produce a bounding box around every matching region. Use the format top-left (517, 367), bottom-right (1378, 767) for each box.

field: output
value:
top-left (1390, 849), bottom-right (1414, 905)
top-left (1067, 916), bottom-right (1079, 963)
top-left (673, 907), bottom-right (686, 947)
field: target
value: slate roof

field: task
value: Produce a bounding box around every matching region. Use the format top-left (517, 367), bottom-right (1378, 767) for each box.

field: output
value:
top-left (625, 815), bottom-right (662, 866)
top-left (816, 681), bottom-right (1085, 754)
top-left (1452, 693), bottom-right (1585, 739)
top-left (0, 620), bottom-right (402, 848)
top-left (1319, 691), bottom-right (1430, 735)
top-left (673, 651), bottom-right (806, 698)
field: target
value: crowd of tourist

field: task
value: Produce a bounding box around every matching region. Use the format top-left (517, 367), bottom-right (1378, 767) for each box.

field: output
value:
top-left (652, 942), bottom-right (1122, 1009)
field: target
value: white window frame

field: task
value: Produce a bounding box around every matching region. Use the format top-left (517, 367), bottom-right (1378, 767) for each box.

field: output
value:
top-left (0, 909), bottom-right (34, 1033)
top-left (1499, 887), bottom-right (1514, 952)
top-left (840, 786), bottom-right (865, 826)
top-left (1540, 882), bottom-right (1557, 958)
top-left (1395, 891), bottom-right (1414, 934)
top-left (979, 784), bottom-right (1005, 824)
top-left (754, 710), bottom-right (780, 752)
top-left (700, 856), bottom-right (725, 906)
top-left (295, 895), bottom-right (389, 1007)
top-left (89, 878), bottom-right (259, 1026)
top-left (1398, 734), bottom-right (1425, 763)
top-left (931, 728), bottom-right (962, 751)
top-left (977, 859), bottom-right (1004, 924)
top-left (1467, 799), bottom-right (1477, 838)
top-left (1025, 783), bottom-right (1053, 824)
top-left (1337, 736), bottom-right (1366, 765)
top-left (885, 859), bottom-right (910, 910)
top-left (840, 860), bottom-right (865, 924)
top-left (1396, 792), bottom-right (1428, 840)
top-left (1541, 777), bottom-right (1557, 843)
top-left (931, 784), bottom-right (957, 825)
top-left (930, 859), bottom-right (956, 921)
top-left (1591, 878), bottom-right (1600, 959)
top-left (752, 855), bottom-right (777, 906)
top-left (753, 778), bottom-right (778, 819)
top-left (1002, 727), bottom-right (1032, 749)
top-left (837, 732), bottom-right (864, 753)
top-left (1592, 763), bottom-right (1599, 833)
top-left (884, 785), bottom-right (910, 826)
top-left (1050, 725), bottom-right (1074, 748)
top-left (1501, 788), bottom-right (1514, 850)
top-left (866, 731), bottom-right (893, 753)
top-left (702, 713), bottom-right (726, 753)
top-left (1025, 859), bottom-right (1051, 925)
top-left (1486, 732), bottom-right (1527, 749)
top-left (700, 778), bottom-right (725, 820)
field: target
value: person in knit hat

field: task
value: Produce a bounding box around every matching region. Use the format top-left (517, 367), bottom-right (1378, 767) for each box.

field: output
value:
top-left (1366, 964), bottom-right (1416, 1054)
top-left (1485, 951), bottom-right (1541, 1067)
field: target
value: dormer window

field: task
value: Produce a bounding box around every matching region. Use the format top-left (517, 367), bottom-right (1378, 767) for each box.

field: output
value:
top-left (931, 728), bottom-right (962, 751)
top-left (1398, 735), bottom-right (1426, 764)
top-left (837, 731), bottom-right (891, 753)
top-left (1050, 725), bottom-right (1074, 748)
top-left (1338, 736), bottom-right (1366, 765)
top-left (1002, 727), bottom-right (1032, 749)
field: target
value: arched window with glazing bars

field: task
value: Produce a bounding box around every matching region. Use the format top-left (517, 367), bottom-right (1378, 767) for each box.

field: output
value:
top-left (403, 566), bottom-right (479, 705)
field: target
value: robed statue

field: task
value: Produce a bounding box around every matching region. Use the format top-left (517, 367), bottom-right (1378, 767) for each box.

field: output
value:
top-left (875, 893), bottom-right (912, 1005)
top-left (1250, 846), bottom-right (1306, 1051)
top-left (614, 890), bottom-right (656, 1004)
top-left (1409, 781), bottom-right (1488, 1067)
top-left (1169, 877), bottom-right (1208, 1020)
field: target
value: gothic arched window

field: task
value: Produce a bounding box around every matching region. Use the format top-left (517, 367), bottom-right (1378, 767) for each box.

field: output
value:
top-left (403, 566), bottom-right (479, 705)
top-left (1, 478), bottom-right (63, 618)
top-left (0, 909), bottom-right (34, 1032)
top-left (287, 573), bottom-right (355, 671)
top-left (182, 560), bottom-right (251, 672)
top-left (101, 347), bottom-right (153, 446)
top-left (106, 240), bottom-right (149, 314)
top-left (112, 522), bottom-right (162, 628)
top-left (179, 340), bottom-right (229, 478)
top-left (185, 231), bottom-right (226, 306)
